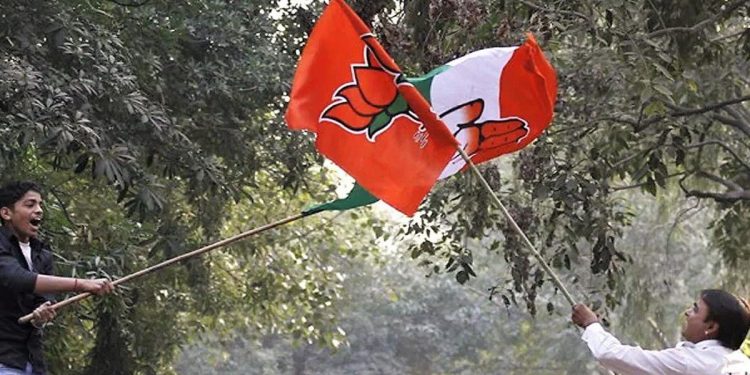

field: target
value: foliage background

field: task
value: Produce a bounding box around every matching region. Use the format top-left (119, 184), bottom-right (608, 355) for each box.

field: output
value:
top-left (0, 0), bottom-right (748, 374)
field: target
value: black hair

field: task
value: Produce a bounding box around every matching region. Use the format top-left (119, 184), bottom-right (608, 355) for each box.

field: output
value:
top-left (0, 181), bottom-right (43, 210)
top-left (701, 289), bottom-right (750, 350)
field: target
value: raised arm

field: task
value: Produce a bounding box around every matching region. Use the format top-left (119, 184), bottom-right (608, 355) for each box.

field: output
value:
top-left (572, 304), bottom-right (726, 375)
top-left (581, 322), bottom-right (688, 374)
top-left (0, 249), bottom-right (112, 295)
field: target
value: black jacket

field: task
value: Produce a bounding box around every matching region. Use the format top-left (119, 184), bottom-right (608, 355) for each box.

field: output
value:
top-left (0, 226), bottom-right (53, 374)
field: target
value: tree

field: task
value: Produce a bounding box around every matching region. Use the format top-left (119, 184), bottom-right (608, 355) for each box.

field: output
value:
top-left (176, 237), bottom-right (594, 375)
top-left (366, 0), bottom-right (750, 312)
top-left (1, 0), bottom-right (366, 373)
top-left (175, 174), bottom-right (743, 374)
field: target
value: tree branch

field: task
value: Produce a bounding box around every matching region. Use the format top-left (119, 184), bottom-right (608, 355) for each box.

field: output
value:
top-left (713, 107), bottom-right (750, 138)
top-left (709, 28), bottom-right (747, 42)
top-left (600, 116), bottom-right (639, 127)
top-left (664, 95), bottom-right (750, 117)
top-left (680, 171), bottom-right (750, 203)
top-left (516, 0), bottom-right (591, 23)
top-left (85, 0), bottom-right (114, 18)
top-left (604, 95), bottom-right (750, 132)
top-left (713, 113), bottom-right (750, 138)
top-left (610, 172), bottom-right (686, 191)
top-left (735, 104), bottom-right (750, 122)
top-left (645, 0), bottom-right (749, 38)
top-left (609, 148), bottom-right (650, 170)
top-left (724, 106), bottom-right (750, 126)
top-left (465, 285), bottom-right (506, 309)
top-left (665, 198), bottom-right (704, 257)
top-left (677, 140), bottom-right (750, 172)
top-left (107, 0), bottom-right (150, 7)
top-left (47, 186), bottom-right (78, 227)
top-left (684, 188), bottom-right (750, 203)
top-left (696, 170), bottom-right (743, 191)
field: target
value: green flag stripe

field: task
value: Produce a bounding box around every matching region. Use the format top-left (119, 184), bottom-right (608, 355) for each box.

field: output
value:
top-left (303, 183), bottom-right (379, 215)
top-left (408, 64), bottom-right (450, 103)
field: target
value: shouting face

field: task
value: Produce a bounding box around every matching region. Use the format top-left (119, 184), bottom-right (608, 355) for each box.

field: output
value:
top-left (0, 191), bottom-right (43, 243)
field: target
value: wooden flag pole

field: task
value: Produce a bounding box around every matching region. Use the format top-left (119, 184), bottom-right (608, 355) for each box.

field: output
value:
top-left (18, 158), bottom-right (575, 323)
top-left (455, 147), bottom-right (577, 306)
top-left (19, 211), bottom-right (317, 324)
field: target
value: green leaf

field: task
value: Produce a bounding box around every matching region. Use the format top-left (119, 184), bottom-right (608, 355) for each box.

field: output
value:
top-left (653, 84), bottom-right (672, 98)
top-left (643, 176), bottom-right (657, 196)
top-left (456, 270), bottom-right (469, 285)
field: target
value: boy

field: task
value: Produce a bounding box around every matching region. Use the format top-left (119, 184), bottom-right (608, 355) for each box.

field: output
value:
top-left (0, 181), bottom-right (113, 375)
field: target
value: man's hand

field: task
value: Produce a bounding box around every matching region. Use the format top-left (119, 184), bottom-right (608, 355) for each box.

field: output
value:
top-left (30, 301), bottom-right (56, 328)
top-left (78, 278), bottom-right (114, 295)
top-left (572, 304), bottom-right (600, 328)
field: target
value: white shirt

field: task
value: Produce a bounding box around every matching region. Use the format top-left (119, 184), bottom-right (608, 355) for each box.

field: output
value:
top-left (723, 350), bottom-right (750, 374)
top-left (582, 323), bottom-right (732, 375)
top-left (18, 241), bottom-right (32, 271)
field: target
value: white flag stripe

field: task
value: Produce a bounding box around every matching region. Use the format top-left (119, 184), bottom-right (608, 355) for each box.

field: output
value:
top-left (430, 47), bottom-right (518, 178)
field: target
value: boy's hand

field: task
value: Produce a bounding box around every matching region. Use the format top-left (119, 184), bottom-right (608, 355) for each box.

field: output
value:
top-left (78, 278), bottom-right (114, 295)
top-left (572, 304), bottom-right (600, 328)
top-left (30, 301), bottom-right (56, 328)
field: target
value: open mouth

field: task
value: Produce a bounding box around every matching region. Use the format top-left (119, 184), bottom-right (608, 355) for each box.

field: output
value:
top-left (29, 218), bottom-right (42, 227)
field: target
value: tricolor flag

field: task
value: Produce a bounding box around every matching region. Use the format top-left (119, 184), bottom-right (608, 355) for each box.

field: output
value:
top-left (286, 0), bottom-right (557, 216)
top-left (417, 36), bottom-right (557, 179)
top-left (285, 0), bottom-right (459, 216)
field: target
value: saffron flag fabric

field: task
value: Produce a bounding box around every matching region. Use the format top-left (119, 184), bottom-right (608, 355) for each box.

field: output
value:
top-left (288, 0), bottom-right (557, 215)
top-left (286, 0), bottom-right (459, 216)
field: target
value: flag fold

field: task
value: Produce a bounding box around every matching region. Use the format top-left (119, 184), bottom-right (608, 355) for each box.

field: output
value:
top-left (286, 0), bottom-right (557, 216)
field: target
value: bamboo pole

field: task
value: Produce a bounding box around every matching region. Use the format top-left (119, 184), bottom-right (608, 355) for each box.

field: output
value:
top-left (19, 212), bottom-right (314, 324)
top-left (19, 150), bottom-right (577, 324)
top-left (455, 147), bottom-right (577, 306)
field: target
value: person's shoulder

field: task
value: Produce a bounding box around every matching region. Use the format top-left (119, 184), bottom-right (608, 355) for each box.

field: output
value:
top-left (0, 228), bottom-right (13, 252)
top-left (40, 242), bottom-right (54, 257)
top-left (33, 238), bottom-right (54, 258)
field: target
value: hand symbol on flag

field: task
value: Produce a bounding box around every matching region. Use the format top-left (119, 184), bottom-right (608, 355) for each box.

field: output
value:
top-left (438, 99), bottom-right (529, 174)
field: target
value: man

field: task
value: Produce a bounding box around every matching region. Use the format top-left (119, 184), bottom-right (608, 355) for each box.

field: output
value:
top-left (0, 181), bottom-right (113, 375)
top-left (572, 289), bottom-right (750, 374)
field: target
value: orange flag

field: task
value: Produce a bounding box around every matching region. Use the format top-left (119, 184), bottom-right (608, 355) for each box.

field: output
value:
top-left (285, 0), bottom-right (459, 216)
